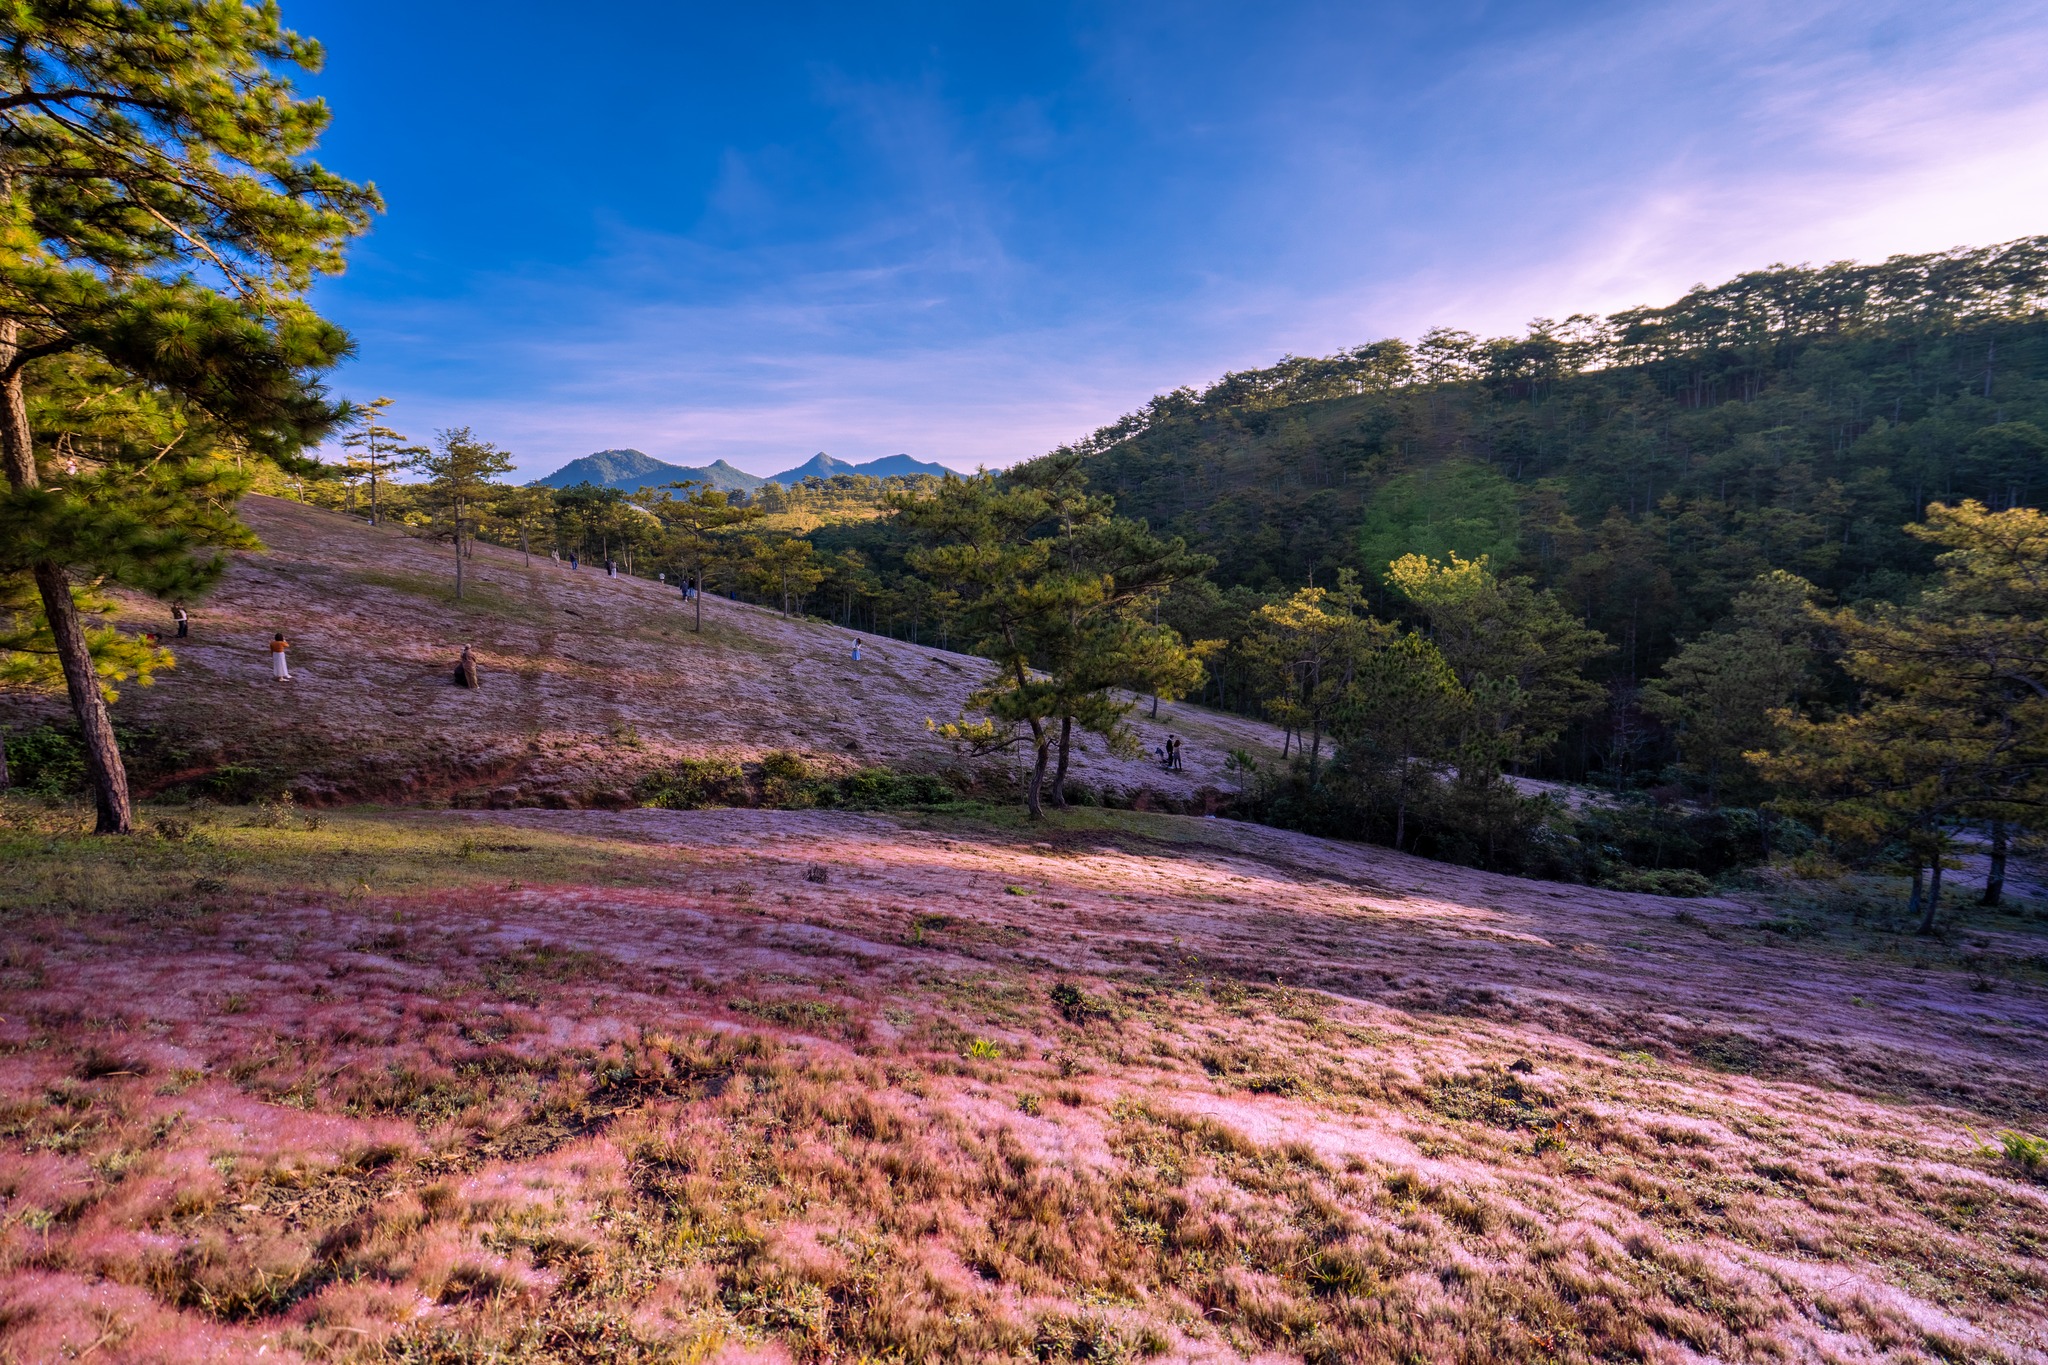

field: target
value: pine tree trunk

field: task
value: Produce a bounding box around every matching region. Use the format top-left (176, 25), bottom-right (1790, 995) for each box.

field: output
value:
top-left (1026, 729), bottom-right (1050, 820)
top-left (1051, 716), bottom-right (1073, 809)
top-left (1921, 858), bottom-right (1943, 935)
top-left (0, 357), bottom-right (132, 832)
top-left (454, 502), bottom-right (466, 600)
top-left (1907, 861), bottom-right (1924, 923)
top-left (1981, 820), bottom-right (2007, 907)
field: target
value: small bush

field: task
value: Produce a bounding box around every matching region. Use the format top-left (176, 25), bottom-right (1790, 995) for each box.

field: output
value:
top-left (4, 725), bottom-right (86, 796)
top-left (1601, 867), bottom-right (1714, 898)
top-left (199, 762), bottom-right (269, 803)
top-left (1996, 1129), bottom-right (2048, 1175)
top-left (638, 758), bottom-right (748, 809)
top-left (640, 755), bottom-right (953, 811)
top-left (757, 749), bottom-right (814, 806)
top-left (820, 767), bottom-right (954, 809)
top-left (1050, 980), bottom-right (1115, 1024)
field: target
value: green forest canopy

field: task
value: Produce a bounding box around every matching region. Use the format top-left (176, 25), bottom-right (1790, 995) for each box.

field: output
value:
top-left (1060, 236), bottom-right (2046, 680)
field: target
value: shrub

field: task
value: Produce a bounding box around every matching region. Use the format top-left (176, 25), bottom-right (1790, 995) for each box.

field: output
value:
top-left (1601, 867), bottom-right (1715, 897)
top-left (822, 767), bottom-right (954, 809)
top-left (4, 725), bottom-right (86, 796)
top-left (757, 749), bottom-right (814, 807)
top-left (1997, 1129), bottom-right (2048, 1175)
top-left (1050, 980), bottom-right (1115, 1024)
top-left (641, 754), bottom-right (954, 811)
top-left (198, 762), bottom-right (269, 803)
top-left (638, 758), bottom-right (748, 809)
top-left (1232, 747), bottom-right (1808, 890)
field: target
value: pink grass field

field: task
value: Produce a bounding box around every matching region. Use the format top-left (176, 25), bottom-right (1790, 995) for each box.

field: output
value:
top-left (1, 802), bottom-right (2045, 1363)
top-left (11, 496), bottom-right (1275, 812)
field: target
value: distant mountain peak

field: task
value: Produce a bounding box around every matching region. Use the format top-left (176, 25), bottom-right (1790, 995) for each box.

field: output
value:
top-left (529, 449), bottom-right (957, 494)
top-left (531, 449), bottom-right (764, 494)
top-left (765, 452), bottom-right (956, 485)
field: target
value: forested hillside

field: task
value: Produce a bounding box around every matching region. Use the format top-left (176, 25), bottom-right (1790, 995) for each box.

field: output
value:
top-left (1070, 238), bottom-right (2047, 683)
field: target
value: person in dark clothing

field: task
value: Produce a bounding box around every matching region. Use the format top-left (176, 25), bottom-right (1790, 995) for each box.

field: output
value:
top-left (173, 607), bottom-right (189, 638)
top-left (453, 644), bottom-right (480, 688)
top-left (570, 552), bottom-right (579, 570)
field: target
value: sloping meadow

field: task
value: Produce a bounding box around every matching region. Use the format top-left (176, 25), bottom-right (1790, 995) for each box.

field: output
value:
top-left (0, 799), bottom-right (2044, 1363)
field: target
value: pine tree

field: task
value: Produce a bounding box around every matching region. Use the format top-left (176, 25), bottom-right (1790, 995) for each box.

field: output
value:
top-left (1388, 553), bottom-right (1608, 776)
top-left (636, 481), bottom-right (764, 631)
top-left (898, 475), bottom-right (1064, 815)
top-left (485, 485), bottom-right (555, 567)
top-left (898, 471), bottom-right (1212, 817)
top-left (0, 2), bottom-right (378, 831)
top-left (1248, 575), bottom-right (1376, 784)
top-left (1752, 502), bottom-right (2048, 932)
top-left (339, 396), bottom-right (421, 525)
top-left (1332, 631), bottom-right (1467, 849)
top-left (408, 429), bottom-right (513, 600)
top-left (1643, 571), bottom-right (1822, 803)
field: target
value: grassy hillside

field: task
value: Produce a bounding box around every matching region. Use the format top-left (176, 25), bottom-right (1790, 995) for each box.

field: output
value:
top-left (0, 496), bottom-right (1274, 811)
top-left (0, 798), bottom-right (2043, 1362)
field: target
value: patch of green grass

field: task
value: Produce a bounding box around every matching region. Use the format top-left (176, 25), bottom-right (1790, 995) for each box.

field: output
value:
top-left (1993, 1129), bottom-right (2047, 1176)
top-left (0, 799), bottom-right (673, 921)
top-left (346, 567), bottom-right (551, 624)
top-left (729, 997), bottom-right (849, 1030)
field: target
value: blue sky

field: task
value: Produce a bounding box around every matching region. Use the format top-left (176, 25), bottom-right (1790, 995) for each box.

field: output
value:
top-left (291, 0), bottom-right (2048, 480)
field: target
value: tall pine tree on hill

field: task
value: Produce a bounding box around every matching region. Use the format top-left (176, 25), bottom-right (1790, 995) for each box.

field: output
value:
top-left (0, 1), bottom-right (377, 831)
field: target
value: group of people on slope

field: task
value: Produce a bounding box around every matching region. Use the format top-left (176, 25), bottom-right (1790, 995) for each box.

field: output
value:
top-left (1155, 733), bottom-right (1187, 771)
top-left (548, 547), bottom-right (632, 579)
top-left (260, 630), bottom-right (480, 688)
top-left (154, 613), bottom-right (478, 689)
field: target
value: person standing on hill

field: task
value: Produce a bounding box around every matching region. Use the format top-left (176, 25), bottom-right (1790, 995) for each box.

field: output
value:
top-left (453, 644), bottom-right (480, 689)
top-left (173, 607), bottom-right (189, 639)
top-left (570, 551), bottom-right (579, 570)
top-left (270, 633), bottom-right (291, 681)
